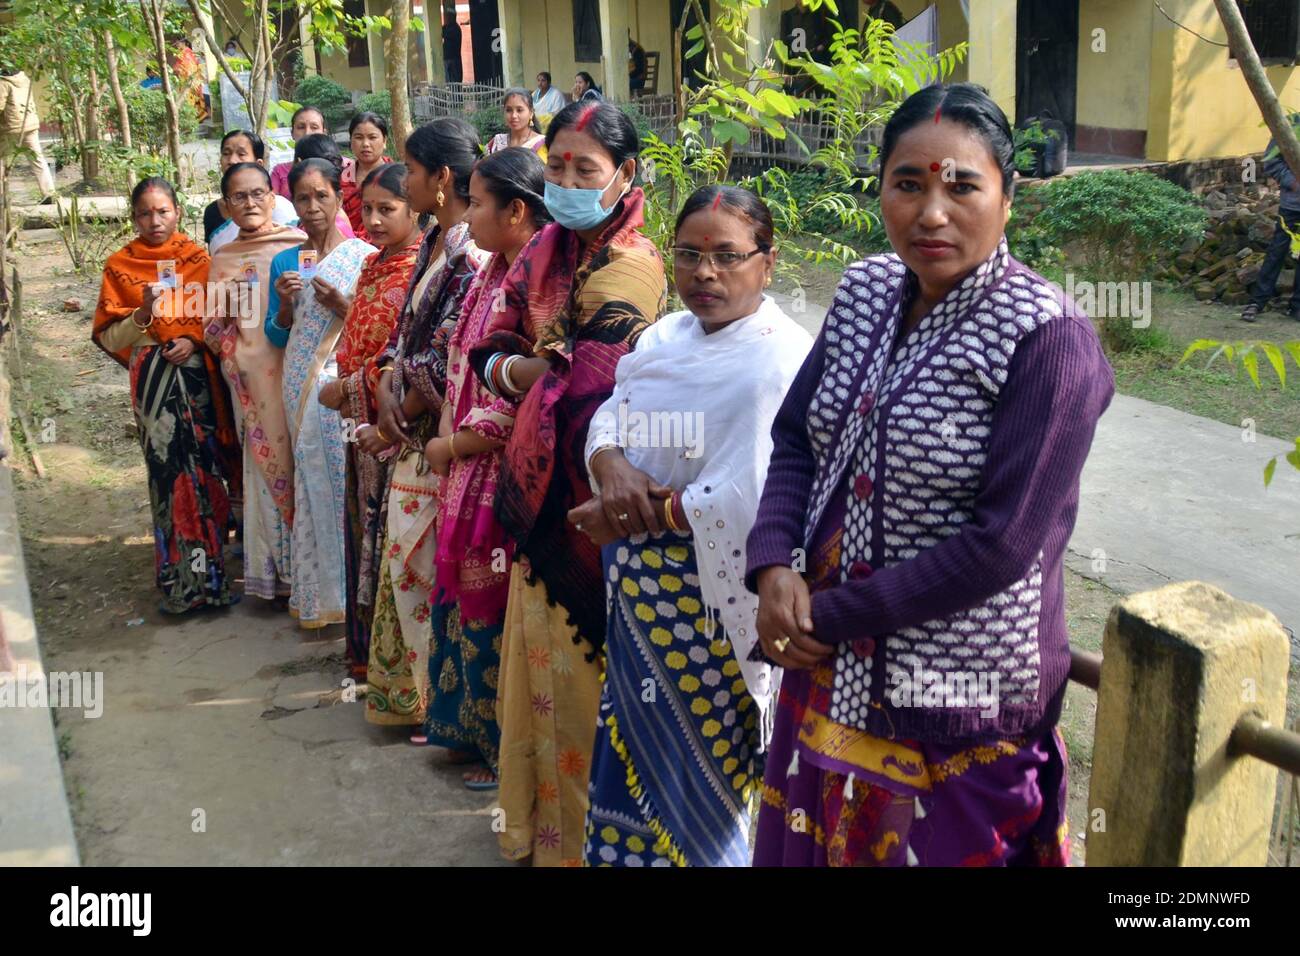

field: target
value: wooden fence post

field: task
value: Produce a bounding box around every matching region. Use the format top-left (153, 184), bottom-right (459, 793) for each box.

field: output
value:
top-left (1086, 581), bottom-right (1290, 865)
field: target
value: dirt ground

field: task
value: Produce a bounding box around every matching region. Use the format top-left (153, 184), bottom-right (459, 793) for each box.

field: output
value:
top-left (6, 220), bottom-right (508, 865)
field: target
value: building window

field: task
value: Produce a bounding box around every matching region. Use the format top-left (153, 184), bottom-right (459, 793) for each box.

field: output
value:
top-left (1236, 0), bottom-right (1299, 64)
top-left (345, 0), bottom-right (370, 68)
top-left (573, 0), bottom-right (602, 63)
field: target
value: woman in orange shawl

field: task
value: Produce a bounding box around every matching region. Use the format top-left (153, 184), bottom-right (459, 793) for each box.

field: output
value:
top-left (203, 162), bottom-right (307, 602)
top-left (92, 176), bottom-right (239, 614)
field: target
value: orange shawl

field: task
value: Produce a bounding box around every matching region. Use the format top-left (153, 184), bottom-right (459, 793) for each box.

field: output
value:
top-left (92, 232), bottom-right (212, 366)
top-left (93, 232), bottom-right (240, 480)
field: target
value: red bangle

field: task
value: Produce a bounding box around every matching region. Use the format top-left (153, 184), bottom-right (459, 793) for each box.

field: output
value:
top-left (670, 492), bottom-right (687, 531)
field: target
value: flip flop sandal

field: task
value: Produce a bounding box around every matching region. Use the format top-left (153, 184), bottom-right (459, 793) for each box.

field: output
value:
top-left (463, 773), bottom-right (499, 792)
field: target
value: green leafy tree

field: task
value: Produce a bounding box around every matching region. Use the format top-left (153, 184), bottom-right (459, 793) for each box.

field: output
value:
top-left (186, 0), bottom-right (390, 137)
top-left (641, 0), bottom-right (965, 284)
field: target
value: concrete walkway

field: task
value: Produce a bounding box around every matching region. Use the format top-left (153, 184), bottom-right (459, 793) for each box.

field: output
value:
top-left (771, 290), bottom-right (1300, 657)
top-left (0, 462), bottom-right (79, 866)
top-left (1070, 393), bottom-right (1300, 658)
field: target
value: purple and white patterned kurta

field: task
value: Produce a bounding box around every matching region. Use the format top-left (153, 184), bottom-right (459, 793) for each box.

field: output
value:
top-left (747, 240), bottom-right (1115, 743)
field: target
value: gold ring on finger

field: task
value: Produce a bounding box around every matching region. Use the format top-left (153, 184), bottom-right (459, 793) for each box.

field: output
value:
top-left (773, 637), bottom-right (790, 653)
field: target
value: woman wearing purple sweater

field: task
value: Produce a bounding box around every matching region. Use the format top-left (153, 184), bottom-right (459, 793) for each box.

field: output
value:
top-left (745, 83), bottom-right (1115, 867)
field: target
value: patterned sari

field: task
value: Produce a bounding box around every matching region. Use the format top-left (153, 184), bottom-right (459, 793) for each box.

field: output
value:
top-left (93, 234), bottom-right (238, 612)
top-left (362, 224), bottom-right (484, 722)
top-left (335, 237), bottom-right (427, 674)
top-left (422, 252), bottom-right (525, 770)
top-left (585, 534), bottom-right (760, 867)
top-left (204, 223), bottom-right (308, 599)
top-left (490, 190), bottom-right (666, 865)
top-left (752, 494), bottom-right (1071, 867)
top-left (279, 237), bottom-right (376, 627)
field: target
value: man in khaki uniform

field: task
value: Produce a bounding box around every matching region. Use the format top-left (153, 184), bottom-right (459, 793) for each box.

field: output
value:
top-left (0, 69), bottom-right (56, 201)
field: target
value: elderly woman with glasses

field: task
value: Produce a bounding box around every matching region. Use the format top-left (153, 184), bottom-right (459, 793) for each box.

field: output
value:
top-left (203, 161), bottom-right (308, 604)
top-left (569, 185), bottom-right (811, 866)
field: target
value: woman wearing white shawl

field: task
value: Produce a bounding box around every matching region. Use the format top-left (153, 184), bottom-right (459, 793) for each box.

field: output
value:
top-left (570, 186), bottom-right (811, 866)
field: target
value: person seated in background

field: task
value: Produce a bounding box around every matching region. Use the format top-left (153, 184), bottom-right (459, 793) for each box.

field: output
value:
top-left (532, 71), bottom-right (566, 116)
top-left (572, 71), bottom-right (602, 104)
top-left (628, 35), bottom-right (647, 94)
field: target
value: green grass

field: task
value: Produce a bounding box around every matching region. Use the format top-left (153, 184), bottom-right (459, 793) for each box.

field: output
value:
top-left (1111, 346), bottom-right (1300, 442)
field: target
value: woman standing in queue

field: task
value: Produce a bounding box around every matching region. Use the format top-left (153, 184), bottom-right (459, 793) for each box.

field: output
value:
top-left (324, 163), bottom-right (425, 679)
top-left (92, 177), bottom-right (240, 615)
top-left (357, 119), bottom-right (486, 720)
top-left (571, 185), bottom-right (811, 866)
top-left (341, 112), bottom-right (392, 242)
top-left (746, 83), bottom-right (1114, 867)
top-left (419, 147), bottom-right (553, 790)
top-left (203, 162), bottom-right (307, 604)
top-left (263, 158), bottom-right (376, 630)
top-left (493, 101), bottom-right (665, 865)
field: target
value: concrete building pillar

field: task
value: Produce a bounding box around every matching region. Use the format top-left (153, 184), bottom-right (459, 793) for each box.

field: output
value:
top-left (598, 0), bottom-right (630, 101)
top-left (497, 0), bottom-right (526, 88)
top-left (365, 0), bottom-right (386, 94)
top-left (966, 0), bottom-right (1016, 122)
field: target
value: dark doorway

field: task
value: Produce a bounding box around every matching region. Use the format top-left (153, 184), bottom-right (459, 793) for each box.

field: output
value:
top-left (469, 0), bottom-right (503, 86)
top-left (1015, 0), bottom-right (1079, 141)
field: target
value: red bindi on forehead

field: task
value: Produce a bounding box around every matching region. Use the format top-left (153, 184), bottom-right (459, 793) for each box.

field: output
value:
top-left (563, 151), bottom-right (572, 161)
top-left (930, 161), bottom-right (941, 172)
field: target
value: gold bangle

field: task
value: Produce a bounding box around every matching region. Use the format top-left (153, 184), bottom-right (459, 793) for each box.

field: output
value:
top-left (663, 494), bottom-right (678, 532)
top-left (590, 443), bottom-right (620, 471)
top-left (375, 426), bottom-right (390, 443)
top-left (448, 432), bottom-right (459, 459)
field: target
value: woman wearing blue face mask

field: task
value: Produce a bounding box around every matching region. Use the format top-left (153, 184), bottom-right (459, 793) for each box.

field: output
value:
top-left (489, 100), bottom-right (666, 865)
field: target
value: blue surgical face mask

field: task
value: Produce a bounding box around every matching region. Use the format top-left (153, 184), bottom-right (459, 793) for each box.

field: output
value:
top-left (544, 167), bottom-right (627, 232)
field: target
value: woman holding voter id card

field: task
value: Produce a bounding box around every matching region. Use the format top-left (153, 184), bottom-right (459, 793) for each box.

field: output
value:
top-left (263, 157), bottom-right (377, 630)
top-left (92, 177), bottom-right (241, 615)
top-left (203, 162), bottom-right (308, 606)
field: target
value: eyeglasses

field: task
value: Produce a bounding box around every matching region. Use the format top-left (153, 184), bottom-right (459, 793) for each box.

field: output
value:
top-left (227, 188), bottom-right (270, 207)
top-left (672, 247), bottom-right (763, 271)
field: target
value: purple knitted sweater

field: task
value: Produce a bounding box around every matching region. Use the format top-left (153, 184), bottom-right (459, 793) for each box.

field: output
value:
top-left (745, 246), bottom-right (1114, 743)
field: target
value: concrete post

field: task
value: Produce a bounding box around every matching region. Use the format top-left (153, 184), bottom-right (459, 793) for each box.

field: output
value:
top-left (966, 0), bottom-right (1015, 122)
top-left (1086, 581), bottom-right (1290, 866)
top-left (497, 0), bottom-right (525, 89)
top-left (598, 0), bottom-right (630, 101)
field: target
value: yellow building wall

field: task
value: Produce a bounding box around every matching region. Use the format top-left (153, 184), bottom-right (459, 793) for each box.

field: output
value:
top-left (1146, 0), bottom-right (1300, 162)
top-left (517, 0), bottom-right (606, 93)
top-left (1074, 0), bottom-right (1151, 134)
top-left (964, 0), bottom-right (1014, 119)
top-left (631, 0), bottom-right (674, 92)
